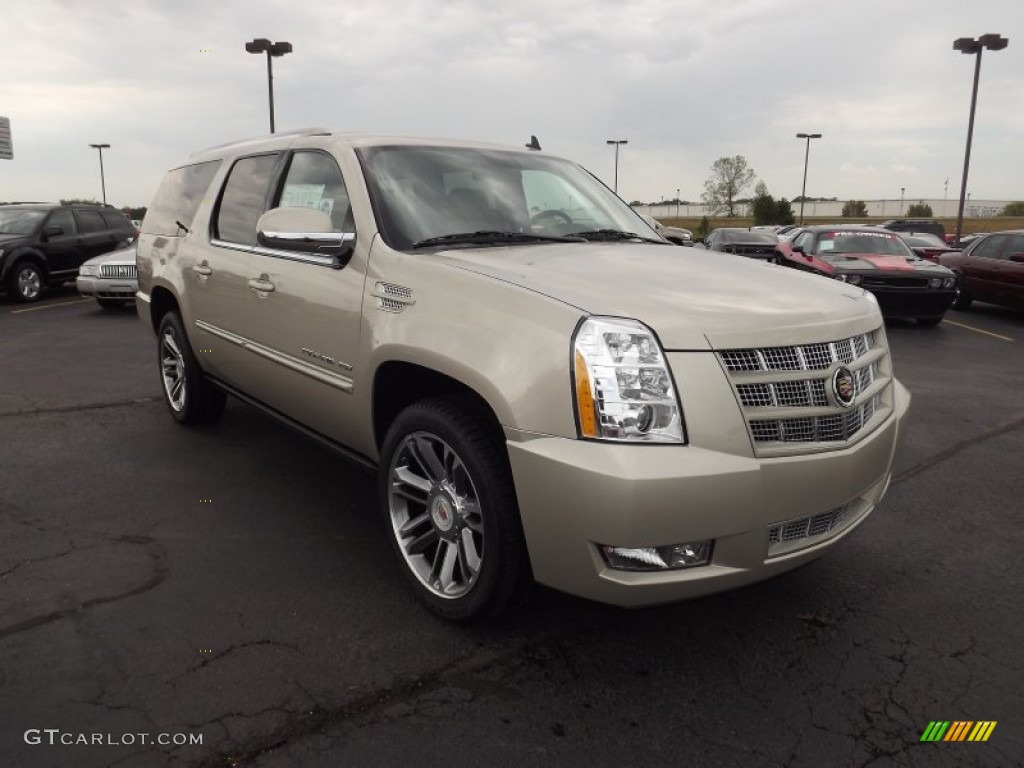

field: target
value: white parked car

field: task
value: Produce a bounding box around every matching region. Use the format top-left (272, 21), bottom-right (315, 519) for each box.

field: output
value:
top-left (77, 244), bottom-right (137, 309)
top-left (641, 214), bottom-right (693, 245)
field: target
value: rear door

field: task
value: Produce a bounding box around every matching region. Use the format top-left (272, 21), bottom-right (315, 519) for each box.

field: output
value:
top-left (191, 152), bottom-right (284, 384)
top-left (73, 208), bottom-right (115, 265)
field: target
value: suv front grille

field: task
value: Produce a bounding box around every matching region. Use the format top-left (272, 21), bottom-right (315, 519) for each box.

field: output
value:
top-left (719, 330), bottom-right (891, 456)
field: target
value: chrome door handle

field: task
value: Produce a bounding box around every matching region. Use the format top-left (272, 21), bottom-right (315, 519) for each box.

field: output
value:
top-left (192, 264), bottom-right (212, 276)
top-left (248, 277), bottom-right (276, 293)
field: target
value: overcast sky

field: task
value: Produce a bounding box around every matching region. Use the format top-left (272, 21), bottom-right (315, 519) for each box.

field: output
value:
top-left (2, 0), bottom-right (1021, 208)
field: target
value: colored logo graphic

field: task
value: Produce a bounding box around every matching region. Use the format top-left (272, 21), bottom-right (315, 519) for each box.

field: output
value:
top-left (920, 721), bottom-right (997, 742)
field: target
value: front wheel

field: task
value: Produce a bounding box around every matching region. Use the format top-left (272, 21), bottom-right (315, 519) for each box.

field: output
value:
top-left (379, 396), bottom-right (530, 621)
top-left (7, 261), bottom-right (45, 302)
top-left (951, 281), bottom-right (972, 310)
top-left (156, 312), bottom-right (226, 425)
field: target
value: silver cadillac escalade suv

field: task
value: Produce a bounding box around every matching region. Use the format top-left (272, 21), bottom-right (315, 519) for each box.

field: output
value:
top-left (136, 128), bottom-right (910, 621)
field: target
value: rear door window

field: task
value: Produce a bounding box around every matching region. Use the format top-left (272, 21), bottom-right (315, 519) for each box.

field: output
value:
top-left (215, 154), bottom-right (280, 246)
top-left (143, 160), bottom-right (222, 237)
top-left (75, 209), bottom-right (106, 233)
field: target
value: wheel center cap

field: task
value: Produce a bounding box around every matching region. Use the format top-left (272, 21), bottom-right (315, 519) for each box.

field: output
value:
top-left (430, 496), bottom-right (455, 532)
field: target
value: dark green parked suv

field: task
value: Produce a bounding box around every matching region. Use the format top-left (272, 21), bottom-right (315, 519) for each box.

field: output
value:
top-left (0, 203), bottom-right (137, 302)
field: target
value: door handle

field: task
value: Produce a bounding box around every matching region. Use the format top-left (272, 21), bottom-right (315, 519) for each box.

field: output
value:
top-left (248, 276), bottom-right (276, 293)
top-left (192, 263), bottom-right (212, 276)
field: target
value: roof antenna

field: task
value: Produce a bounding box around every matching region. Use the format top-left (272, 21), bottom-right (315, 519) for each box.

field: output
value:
top-left (525, 135), bottom-right (541, 151)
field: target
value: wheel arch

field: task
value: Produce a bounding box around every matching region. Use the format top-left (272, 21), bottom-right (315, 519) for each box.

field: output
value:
top-left (372, 360), bottom-right (507, 454)
top-left (2, 248), bottom-right (48, 282)
top-left (148, 284), bottom-right (181, 333)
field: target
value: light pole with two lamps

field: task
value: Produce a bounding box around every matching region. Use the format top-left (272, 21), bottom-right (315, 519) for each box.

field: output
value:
top-left (606, 139), bottom-right (627, 194)
top-left (245, 38), bottom-right (293, 133)
top-left (795, 133), bottom-right (821, 224)
top-left (88, 143), bottom-right (110, 204)
top-left (952, 33), bottom-right (1008, 244)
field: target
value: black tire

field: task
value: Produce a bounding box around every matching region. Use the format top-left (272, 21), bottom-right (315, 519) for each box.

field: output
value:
top-left (97, 298), bottom-right (127, 310)
top-left (156, 311), bottom-right (226, 425)
top-left (917, 316), bottom-right (943, 327)
top-left (951, 281), bottom-right (972, 311)
top-left (379, 396), bottom-right (530, 622)
top-left (6, 260), bottom-right (45, 303)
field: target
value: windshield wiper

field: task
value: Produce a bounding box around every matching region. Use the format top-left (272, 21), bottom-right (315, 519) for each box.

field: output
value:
top-left (411, 231), bottom-right (584, 249)
top-left (566, 229), bottom-right (665, 244)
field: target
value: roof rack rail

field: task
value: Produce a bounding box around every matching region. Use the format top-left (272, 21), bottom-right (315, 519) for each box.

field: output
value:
top-left (191, 127), bottom-right (332, 157)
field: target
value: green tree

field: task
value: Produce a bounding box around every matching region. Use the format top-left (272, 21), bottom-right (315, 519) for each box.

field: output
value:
top-left (750, 181), bottom-right (777, 225)
top-left (906, 203), bottom-right (933, 217)
top-left (697, 215), bottom-right (710, 239)
top-left (775, 198), bottom-right (796, 225)
top-left (1000, 201), bottom-right (1024, 216)
top-left (842, 200), bottom-right (868, 217)
top-left (701, 155), bottom-right (756, 217)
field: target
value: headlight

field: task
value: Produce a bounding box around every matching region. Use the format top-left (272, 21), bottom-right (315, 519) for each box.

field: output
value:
top-left (835, 273), bottom-right (862, 285)
top-left (572, 317), bottom-right (685, 443)
top-left (943, 276), bottom-right (956, 289)
top-left (928, 277), bottom-right (943, 288)
top-left (79, 265), bottom-right (99, 276)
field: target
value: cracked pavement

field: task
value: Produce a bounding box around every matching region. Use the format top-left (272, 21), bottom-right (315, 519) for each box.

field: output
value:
top-left (1, 294), bottom-right (1022, 767)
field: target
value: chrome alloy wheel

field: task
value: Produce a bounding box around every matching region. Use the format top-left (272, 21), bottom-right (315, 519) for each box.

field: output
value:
top-left (16, 266), bottom-right (42, 300)
top-left (160, 329), bottom-right (187, 412)
top-left (387, 432), bottom-right (484, 599)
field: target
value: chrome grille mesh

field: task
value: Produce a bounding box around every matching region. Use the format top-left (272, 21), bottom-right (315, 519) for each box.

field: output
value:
top-left (719, 331), bottom-right (889, 453)
top-left (100, 264), bottom-right (136, 278)
top-left (767, 503), bottom-right (850, 549)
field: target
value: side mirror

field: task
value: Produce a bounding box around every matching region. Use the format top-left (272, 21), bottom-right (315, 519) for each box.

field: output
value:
top-left (42, 226), bottom-right (64, 239)
top-left (256, 207), bottom-right (354, 266)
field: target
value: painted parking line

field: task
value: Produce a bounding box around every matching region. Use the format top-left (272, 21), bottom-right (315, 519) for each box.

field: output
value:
top-left (8, 298), bottom-right (93, 314)
top-left (942, 318), bottom-right (1015, 342)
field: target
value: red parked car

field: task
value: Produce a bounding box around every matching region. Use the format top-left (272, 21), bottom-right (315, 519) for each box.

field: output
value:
top-left (940, 230), bottom-right (1024, 311)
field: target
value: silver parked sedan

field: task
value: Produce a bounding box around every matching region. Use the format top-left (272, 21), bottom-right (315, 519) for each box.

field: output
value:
top-left (77, 244), bottom-right (137, 309)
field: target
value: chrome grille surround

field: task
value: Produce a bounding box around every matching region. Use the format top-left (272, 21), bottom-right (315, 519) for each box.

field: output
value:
top-left (719, 330), bottom-right (891, 456)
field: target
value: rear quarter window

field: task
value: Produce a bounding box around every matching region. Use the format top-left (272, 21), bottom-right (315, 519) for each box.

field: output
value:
top-left (142, 160), bottom-right (222, 237)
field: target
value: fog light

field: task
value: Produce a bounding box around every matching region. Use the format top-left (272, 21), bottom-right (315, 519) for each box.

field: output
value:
top-left (600, 541), bottom-right (712, 571)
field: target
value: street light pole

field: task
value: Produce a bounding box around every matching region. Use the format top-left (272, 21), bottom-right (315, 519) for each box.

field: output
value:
top-left (88, 143), bottom-right (110, 204)
top-left (246, 38), bottom-right (293, 133)
top-left (606, 139), bottom-right (627, 194)
top-left (953, 33), bottom-right (1008, 244)
top-left (676, 188), bottom-right (680, 218)
top-left (795, 133), bottom-right (821, 224)
top-left (900, 187), bottom-right (905, 215)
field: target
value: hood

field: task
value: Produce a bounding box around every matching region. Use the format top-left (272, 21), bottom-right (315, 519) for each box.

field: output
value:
top-left (440, 243), bottom-right (880, 350)
top-left (827, 253), bottom-right (950, 275)
top-left (81, 245), bottom-right (137, 267)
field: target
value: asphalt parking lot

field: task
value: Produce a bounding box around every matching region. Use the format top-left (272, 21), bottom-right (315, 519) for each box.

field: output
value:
top-left (1, 288), bottom-right (1022, 768)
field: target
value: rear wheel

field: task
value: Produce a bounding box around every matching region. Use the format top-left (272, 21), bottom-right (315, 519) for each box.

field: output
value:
top-left (379, 396), bottom-right (530, 622)
top-left (7, 261), bottom-right (45, 302)
top-left (157, 311), bottom-right (226, 425)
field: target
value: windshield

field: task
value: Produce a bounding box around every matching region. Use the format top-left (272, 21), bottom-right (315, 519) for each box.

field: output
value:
top-left (0, 209), bottom-right (47, 235)
top-left (357, 145), bottom-right (659, 250)
top-left (814, 230), bottom-right (914, 258)
top-left (901, 233), bottom-right (947, 248)
top-left (722, 230), bottom-right (778, 244)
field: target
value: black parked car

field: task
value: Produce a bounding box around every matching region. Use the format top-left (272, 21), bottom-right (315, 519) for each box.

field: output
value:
top-left (700, 228), bottom-right (780, 260)
top-left (776, 226), bottom-right (957, 325)
top-left (878, 218), bottom-right (946, 240)
top-left (0, 203), bottom-right (137, 302)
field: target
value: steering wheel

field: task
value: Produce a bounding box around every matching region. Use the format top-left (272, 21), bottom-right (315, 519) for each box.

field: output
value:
top-left (530, 209), bottom-right (573, 226)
